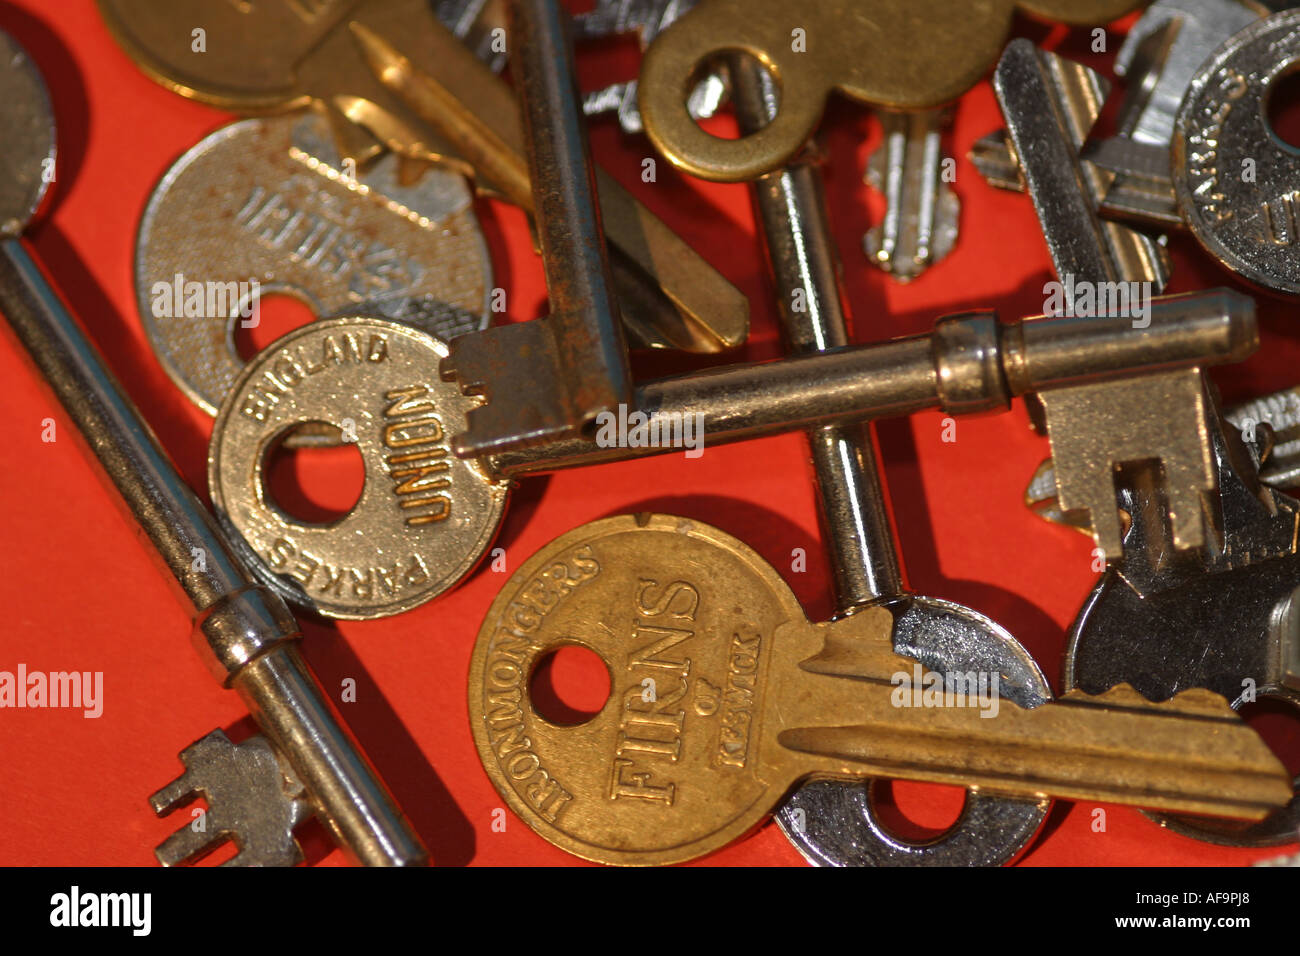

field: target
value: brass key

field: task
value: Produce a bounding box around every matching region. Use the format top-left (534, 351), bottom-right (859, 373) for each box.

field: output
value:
top-left (468, 514), bottom-right (1291, 866)
top-left (638, 0), bottom-right (1145, 181)
top-left (97, 0), bottom-right (749, 356)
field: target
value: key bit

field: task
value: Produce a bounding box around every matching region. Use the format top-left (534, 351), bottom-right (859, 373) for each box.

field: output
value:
top-left (573, 0), bottom-right (726, 134)
top-left (994, 39), bottom-right (1221, 560)
top-left (1028, 384), bottom-right (1300, 525)
top-left (863, 108), bottom-right (960, 282)
top-left (432, 0), bottom-right (633, 456)
top-left (151, 730), bottom-right (312, 867)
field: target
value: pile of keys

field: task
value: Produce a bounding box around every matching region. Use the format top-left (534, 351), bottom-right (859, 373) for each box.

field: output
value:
top-left (2, 0), bottom-right (1299, 866)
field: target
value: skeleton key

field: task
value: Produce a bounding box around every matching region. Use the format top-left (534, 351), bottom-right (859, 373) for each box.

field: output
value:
top-left (573, 0), bottom-right (727, 135)
top-left (993, 39), bottom-right (1223, 561)
top-left (98, 0), bottom-right (749, 358)
top-left (638, 0), bottom-right (1145, 181)
top-left (207, 293), bottom-right (1256, 618)
top-left (137, 109), bottom-right (490, 422)
top-left (1064, 404), bottom-right (1300, 846)
top-left (726, 59), bottom-right (1050, 866)
top-left (468, 514), bottom-right (1290, 866)
top-left (0, 29), bottom-right (424, 866)
top-left (971, 0), bottom-right (1264, 227)
top-left (863, 108), bottom-right (960, 282)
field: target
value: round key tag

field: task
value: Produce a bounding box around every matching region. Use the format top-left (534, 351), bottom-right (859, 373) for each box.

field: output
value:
top-left (468, 513), bottom-right (803, 865)
top-left (209, 316), bottom-right (508, 619)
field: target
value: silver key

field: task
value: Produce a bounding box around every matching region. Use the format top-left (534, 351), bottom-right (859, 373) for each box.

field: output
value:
top-left (972, 0), bottom-right (1264, 227)
top-left (150, 730), bottom-right (312, 867)
top-left (136, 109), bottom-right (490, 419)
top-left (574, 0), bottom-right (726, 133)
top-left (863, 108), bottom-right (960, 282)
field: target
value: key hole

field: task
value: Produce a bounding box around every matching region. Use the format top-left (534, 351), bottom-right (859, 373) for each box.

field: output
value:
top-left (1266, 63), bottom-right (1300, 151)
top-left (261, 423), bottom-right (366, 525)
top-left (868, 778), bottom-right (968, 843)
top-left (692, 50), bottom-right (778, 141)
top-left (234, 291), bottom-right (320, 361)
top-left (529, 644), bottom-right (611, 726)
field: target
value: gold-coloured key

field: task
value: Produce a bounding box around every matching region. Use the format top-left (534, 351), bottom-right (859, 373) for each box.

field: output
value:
top-left (469, 514), bottom-right (1291, 866)
top-left (96, 0), bottom-right (749, 355)
top-left (638, 0), bottom-right (1146, 181)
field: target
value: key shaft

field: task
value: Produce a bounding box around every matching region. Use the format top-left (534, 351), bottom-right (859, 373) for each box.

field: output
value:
top-left (488, 291), bottom-right (1257, 477)
top-left (0, 239), bottom-right (426, 867)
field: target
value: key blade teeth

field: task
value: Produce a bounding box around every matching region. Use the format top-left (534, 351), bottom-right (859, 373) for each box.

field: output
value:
top-left (150, 730), bottom-right (310, 868)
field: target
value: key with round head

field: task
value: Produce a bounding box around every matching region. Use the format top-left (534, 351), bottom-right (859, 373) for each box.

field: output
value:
top-left (137, 109), bottom-right (492, 423)
top-left (98, 0), bottom-right (750, 358)
top-left (638, 0), bottom-right (1146, 182)
top-left (467, 514), bottom-right (1291, 866)
top-left (0, 27), bottom-right (424, 867)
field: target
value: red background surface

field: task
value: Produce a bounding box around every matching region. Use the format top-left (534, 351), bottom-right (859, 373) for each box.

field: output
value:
top-left (0, 0), bottom-right (1296, 866)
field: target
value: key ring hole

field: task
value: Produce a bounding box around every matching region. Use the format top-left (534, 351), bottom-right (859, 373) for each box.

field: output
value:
top-left (260, 421), bottom-right (366, 526)
top-left (233, 288), bottom-right (320, 362)
top-left (529, 643), bottom-right (611, 727)
top-left (690, 50), bottom-right (780, 141)
top-left (866, 778), bottom-right (968, 844)
top-left (1265, 61), bottom-right (1300, 152)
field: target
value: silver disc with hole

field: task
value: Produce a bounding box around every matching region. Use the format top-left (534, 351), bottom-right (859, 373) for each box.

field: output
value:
top-left (0, 31), bottom-right (55, 237)
top-left (208, 316), bottom-right (508, 620)
top-left (1173, 11), bottom-right (1300, 295)
top-left (774, 597), bottom-right (1053, 866)
top-left (136, 111), bottom-right (491, 417)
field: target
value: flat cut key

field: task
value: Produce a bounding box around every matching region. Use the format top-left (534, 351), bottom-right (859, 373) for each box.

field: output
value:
top-left (0, 29), bottom-right (424, 867)
top-left (863, 108), bottom-right (960, 282)
top-left (574, 0), bottom-right (726, 134)
top-left (468, 514), bottom-right (1291, 866)
top-left (994, 40), bottom-right (1218, 561)
top-left (97, 0), bottom-right (749, 357)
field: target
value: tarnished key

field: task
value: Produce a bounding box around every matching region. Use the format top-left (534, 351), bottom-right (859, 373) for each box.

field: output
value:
top-left (0, 30), bottom-right (424, 866)
top-left (574, 0), bottom-right (726, 134)
top-left (468, 514), bottom-right (1291, 866)
top-left (993, 39), bottom-right (1221, 561)
top-left (439, 0), bottom-right (633, 455)
top-left (150, 730), bottom-right (312, 866)
top-left (137, 109), bottom-right (490, 420)
top-left (1063, 409), bottom-right (1300, 846)
top-left (98, 0), bottom-right (750, 357)
top-left (863, 108), bottom-right (960, 282)
top-left (972, 0), bottom-right (1263, 227)
top-left (638, 0), bottom-right (1144, 181)
top-left (726, 59), bottom-right (1050, 867)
